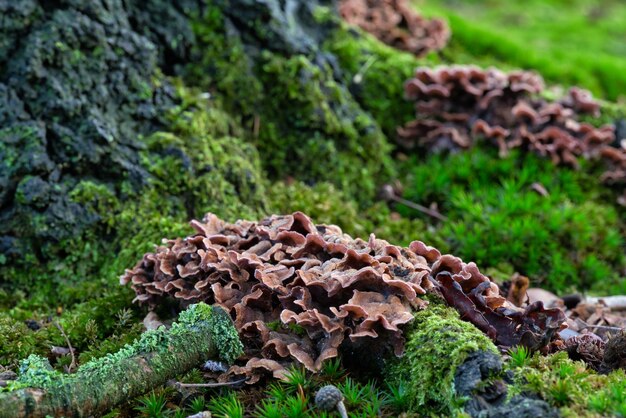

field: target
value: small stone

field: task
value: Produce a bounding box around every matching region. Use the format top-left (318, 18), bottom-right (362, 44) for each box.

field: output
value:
top-left (24, 319), bottom-right (40, 331)
top-left (143, 311), bottom-right (165, 331)
top-left (186, 411), bottom-right (211, 418)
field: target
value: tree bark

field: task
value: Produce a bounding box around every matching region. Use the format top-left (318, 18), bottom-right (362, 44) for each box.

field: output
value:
top-left (0, 304), bottom-right (241, 418)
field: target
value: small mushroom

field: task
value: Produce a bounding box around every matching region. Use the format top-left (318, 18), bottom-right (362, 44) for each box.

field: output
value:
top-left (315, 385), bottom-right (348, 418)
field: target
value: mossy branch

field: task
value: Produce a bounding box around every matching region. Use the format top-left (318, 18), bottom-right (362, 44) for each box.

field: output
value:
top-left (0, 303), bottom-right (243, 418)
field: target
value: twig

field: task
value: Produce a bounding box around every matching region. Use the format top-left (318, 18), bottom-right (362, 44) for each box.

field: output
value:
top-left (253, 114), bottom-right (261, 138)
top-left (352, 55), bottom-right (377, 84)
top-left (379, 184), bottom-right (448, 221)
top-left (579, 324), bottom-right (623, 332)
top-left (174, 378), bottom-right (247, 389)
top-left (391, 195), bottom-right (448, 222)
top-left (54, 321), bottom-right (76, 373)
top-left (584, 295), bottom-right (626, 311)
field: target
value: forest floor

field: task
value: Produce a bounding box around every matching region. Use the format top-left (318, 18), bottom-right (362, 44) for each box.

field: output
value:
top-left (0, 0), bottom-right (625, 417)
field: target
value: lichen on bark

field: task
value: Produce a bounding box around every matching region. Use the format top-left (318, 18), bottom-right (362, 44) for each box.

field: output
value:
top-left (0, 303), bottom-right (242, 418)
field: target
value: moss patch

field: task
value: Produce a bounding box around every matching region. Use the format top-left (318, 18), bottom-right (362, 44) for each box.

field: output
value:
top-left (418, 0), bottom-right (626, 100)
top-left (186, 6), bottom-right (395, 204)
top-left (388, 301), bottom-right (498, 415)
top-left (399, 147), bottom-right (626, 294)
top-left (323, 22), bottom-right (428, 138)
top-left (509, 351), bottom-right (626, 417)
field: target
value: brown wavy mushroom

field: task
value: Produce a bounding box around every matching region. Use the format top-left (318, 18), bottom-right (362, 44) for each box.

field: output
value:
top-left (122, 212), bottom-right (566, 382)
top-left (397, 65), bottom-right (624, 203)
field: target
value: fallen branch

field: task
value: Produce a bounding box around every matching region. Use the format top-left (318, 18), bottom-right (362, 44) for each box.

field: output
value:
top-left (392, 194), bottom-right (449, 221)
top-left (585, 296), bottom-right (626, 311)
top-left (379, 184), bottom-right (448, 221)
top-left (173, 378), bottom-right (247, 389)
top-left (0, 304), bottom-right (242, 418)
top-left (580, 324), bottom-right (624, 332)
top-left (53, 321), bottom-right (76, 373)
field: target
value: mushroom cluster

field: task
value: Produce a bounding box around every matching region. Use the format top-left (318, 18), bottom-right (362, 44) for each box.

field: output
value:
top-left (121, 212), bottom-right (565, 381)
top-left (338, 0), bottom-right (449, 57)
top-left (431, 257), bottom-right (565, 351)
top-left (397, 66), bottom-right (626, 203)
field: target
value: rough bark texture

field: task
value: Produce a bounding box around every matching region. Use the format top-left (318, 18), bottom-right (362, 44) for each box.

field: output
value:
top-left (0, 304), bottom-right (241, 418)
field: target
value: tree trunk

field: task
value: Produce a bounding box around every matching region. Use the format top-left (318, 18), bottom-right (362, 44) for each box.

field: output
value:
top-left (0, 304), bottom-right (242, 418)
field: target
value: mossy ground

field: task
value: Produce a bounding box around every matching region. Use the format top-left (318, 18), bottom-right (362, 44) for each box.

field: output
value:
top-left (388, 302), bottom-right (498, 416)
top-left (508, 350), bottom-right (626, 417)
top-left (105, 360), bottom-right (405, 418)
top-left (398, 147), bottom-right (626, 295)
top-left (1, 0), bottom-right (625, 416)
top-left (417, 0), bottom-right (626, 100)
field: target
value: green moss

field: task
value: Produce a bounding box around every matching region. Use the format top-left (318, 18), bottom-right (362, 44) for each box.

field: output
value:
top-left (419, 0), bottom-right (626, 100)
top-left (323, 23), bottom-right (431, 138)
top-left (1, 303), bottom-right (241, 394)
top-left (186, 5), bottom-right (263, 119)
top-left (509, 351), bottom-right (626, 417)
top-left (0, 285), bottom-right (147, 369)
top-left (312, 5), bottom-right (335, 24)
top-left (186, 7), bottom-right (395, 204)
top-left (388, 302), bottom-right (498, 415)
top-left (0, 318), bottom-right (51, 367)
top-left (77, 323), bottom-right (144, 366)
top-left (0, 123), bottom-right (43, 171)
top-left (259, 52), bottom-right (394, 202)
top-left (139, 80), bottom-right (269, 222)
top-left (399, 147), bottom-right (626, 294)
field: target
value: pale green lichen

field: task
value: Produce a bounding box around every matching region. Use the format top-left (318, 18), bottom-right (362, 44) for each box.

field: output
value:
top-left (387, 301), bottom-right (498, 415)
top-left (206, 307), bottom-right (244, 365)
top-left (171, 303), bottom-right (242, 364)
top-left (4, 354), bottom-right (62, 391)
top-left (1, 303), bottom-right (242, 393)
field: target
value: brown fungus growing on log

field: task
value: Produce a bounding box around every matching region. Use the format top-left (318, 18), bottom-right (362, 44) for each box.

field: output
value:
top-left (338, 0), bottom-right (449, 57)
top-left (398, 66), bottom-right (626, 203)
top-left (121, 212), bottom-right (566, 381)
